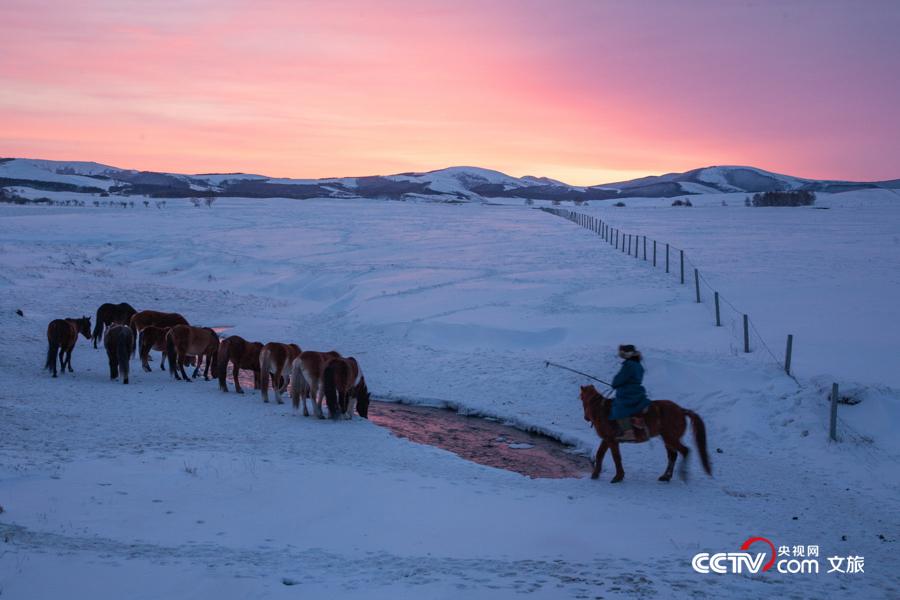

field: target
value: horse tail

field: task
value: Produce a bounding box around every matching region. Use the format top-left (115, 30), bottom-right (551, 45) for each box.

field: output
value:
top-left (259, 350), bottom-right (271, 400)
top-left (118, 329), bottom-right (131, 383)
top-left (217, 339), bottom-right (230, 392)
top-left (165, 331), bottom-right (178, 379)
top-left (129, 314), bottom-right (138, 355)
top-left (289, 359), bottom-right (302, 409)
top-left (209, 337), bottom-right (219, 380)
top-left (45, 336), bottom-right (58, 371)
top-left (685, 409), bottom-right (712, 475)
top-left (322, 361), bottom-right (341, 419)
top-left (92, 306), bottom-right (104, 347)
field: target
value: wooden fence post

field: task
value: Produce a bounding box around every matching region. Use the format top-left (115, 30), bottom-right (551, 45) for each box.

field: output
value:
top-left (694, 269), bottom-right (701, 302)
top-left (665, 244), bottom-right (670, 273)
top-left (627, 234), bottom-right (631, 255)
top-left (830, 383), bottom-right (839, 441)
top-left (743, 314), bottom-right (750, 353)
top-left (653, 240), bottom-right (657, 266)
top-left (714, 292), bottom-right (721, 326)
top-left (785, 334), bottom-right (793, 376)
top-left (680, 250), bottom-right (685, 284)
top-left (643, 236), bottom-right (647, 260)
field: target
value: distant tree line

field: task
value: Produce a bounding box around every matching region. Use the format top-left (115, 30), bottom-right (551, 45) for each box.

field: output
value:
top-left (749, 190), bottom-right (816, 207)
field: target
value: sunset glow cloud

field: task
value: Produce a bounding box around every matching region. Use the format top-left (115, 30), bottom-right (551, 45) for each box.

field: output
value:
top-left (2, 0), bottom-right (898, 184)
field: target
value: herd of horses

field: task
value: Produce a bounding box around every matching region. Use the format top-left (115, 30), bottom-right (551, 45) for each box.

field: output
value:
top-left (45, 302), bottom-right (370, 420)
top-left (43, 303), bottom-right (712, 482)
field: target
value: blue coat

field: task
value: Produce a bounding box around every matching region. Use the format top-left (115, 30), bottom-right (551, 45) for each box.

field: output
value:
top-left (610, 359), bottom-right (651, 420)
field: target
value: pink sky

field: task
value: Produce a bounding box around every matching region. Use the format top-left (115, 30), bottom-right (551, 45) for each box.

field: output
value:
top-left (1, 0), bottom-right (898, 185)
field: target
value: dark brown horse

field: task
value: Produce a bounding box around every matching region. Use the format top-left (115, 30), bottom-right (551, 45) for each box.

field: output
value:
top-left (138, 325), bottom-right (171, 372)
top-left (92, 302), bottom-right (137, 348)
top-left (130, 310), bottom-right (189, 354)
top-left (323, 356), bottom-right (371, 419)
top-left (216, 335), bottom-right (263, 394)
top-left (259, 342), bottom-right (302, 404)
top-left (45, 316), bottom-right (91, 377)
top-left (165, 325), bottom-right (219, 381)
top-left (104, 325), bottom-right (134, 384)
top-left (580, 385), bottom-right (711, 483)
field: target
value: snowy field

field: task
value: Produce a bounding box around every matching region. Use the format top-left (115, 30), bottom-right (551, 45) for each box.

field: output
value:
top-left (0, 196), bottom-right (898, 599)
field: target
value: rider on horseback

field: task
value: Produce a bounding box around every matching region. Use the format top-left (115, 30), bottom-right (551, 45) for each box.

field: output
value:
top-left (610, 344), bottom-right (651, 441)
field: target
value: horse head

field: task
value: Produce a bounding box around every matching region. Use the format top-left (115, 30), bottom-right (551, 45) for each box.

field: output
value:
top-left (579, 384), bottom-right (607, 423)
top-left (78, 316), bottom-right (92, 339)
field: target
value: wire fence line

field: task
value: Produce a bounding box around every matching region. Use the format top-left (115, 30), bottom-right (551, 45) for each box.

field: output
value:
top-left (539, 207), bottom-right (800, 383)
top-left (539, 207), bottom-right (876, 445)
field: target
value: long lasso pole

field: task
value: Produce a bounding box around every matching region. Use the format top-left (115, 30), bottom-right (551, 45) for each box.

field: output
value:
top-left (544, 360), bottom-right (613, 387)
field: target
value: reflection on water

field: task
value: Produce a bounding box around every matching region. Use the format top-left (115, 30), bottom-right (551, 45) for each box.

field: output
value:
top-left (369, 401), bottom-right (590, 479)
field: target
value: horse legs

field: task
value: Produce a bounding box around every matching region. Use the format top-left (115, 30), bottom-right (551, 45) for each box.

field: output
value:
top-left (202, 351), bottom-right (212, 381)
top-left (179, 355), bottom-right (192, 382)
top-left (676, 442), bottom-right (690, 482)
top-left (109, 355), bottom-right (118, 380)
top-left (172, 349), bottom-right (190, 381)
top-left (50, 346), bottom-right (59, 377)
top-left (659, 447), bottom-right (677, 482)
top-left (591, 440), bottom-right (609, 479)
top-left (344, 390), bottom-right (356, 420)
top-left (609, 442), bottom-right (625, 483)
top-left (313, 380), bottom-right (326, 418)
top-left (233, 364), bottom-right (244, 394)
top-left (273, 364), bottom-right (285, 404)
top-left (64, 345), bottom-right (74, 373)
top-left (160, 350), bottom-right (167, 371)
top-left (58, 347), bottom-right (68, 375)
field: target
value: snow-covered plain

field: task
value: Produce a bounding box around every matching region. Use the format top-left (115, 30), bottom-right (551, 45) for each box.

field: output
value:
top-left (0, 195), bottom-right (898, 598)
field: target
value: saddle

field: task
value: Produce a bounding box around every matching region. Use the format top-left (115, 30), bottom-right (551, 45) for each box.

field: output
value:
top-left (613, 408), bottom-right (650, 443)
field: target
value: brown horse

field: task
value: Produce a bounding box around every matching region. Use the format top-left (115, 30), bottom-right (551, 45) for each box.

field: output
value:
top-left (138, 325), bottom-right (171, 372)
top-left (580, 385), bottom-right (711, 483)
top-left (165, 325), bottom-right (219, 381)
top-left (103, 325), bottom-right (134, 384)
top-left (217, 335), bottom-right (263, 394)
top-left (323, 356), bottom-right (371, 419)
top-left (259, 342), bottom-right (302, 403)
top-left (290, 350), bottom-right (342, 417)
top-left (92, 302), bottom-right (137, 348)
top-left (130, 310), bottom-right (189, 353)
top-left (45, 316), bottom-right (92, 377)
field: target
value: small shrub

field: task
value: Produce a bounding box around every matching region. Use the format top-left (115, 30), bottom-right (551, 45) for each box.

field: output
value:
top-left (614, 201), bottom-right (626, 207)
top-left (684, 199), bottom-right (693, 207)
top-left (671, 199), bottom-right (684, 207)
top-left (751, 190), bottom-right (815, 207)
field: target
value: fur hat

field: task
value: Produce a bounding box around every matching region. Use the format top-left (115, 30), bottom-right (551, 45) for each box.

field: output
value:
top-left (618, 344), bottom-right (641, 360)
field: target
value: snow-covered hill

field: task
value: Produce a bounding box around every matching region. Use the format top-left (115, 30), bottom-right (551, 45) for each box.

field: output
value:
top-left (1, 157), bottom-right (897, 202)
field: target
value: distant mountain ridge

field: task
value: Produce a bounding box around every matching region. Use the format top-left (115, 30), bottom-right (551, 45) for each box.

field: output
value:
top-left (1, 157), bottom-right (897, 202)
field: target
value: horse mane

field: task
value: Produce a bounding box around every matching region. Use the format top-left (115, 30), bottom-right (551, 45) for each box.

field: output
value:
top-left (584, 385), bottom-right (609, 420)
